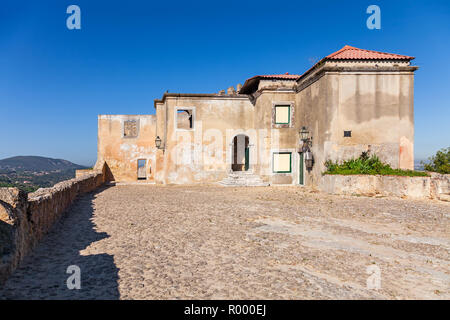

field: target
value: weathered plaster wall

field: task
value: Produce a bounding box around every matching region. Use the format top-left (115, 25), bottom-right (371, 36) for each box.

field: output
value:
top-left (0, 166), bottom-right (106, 284)
top-left (295, 62), bottom-right (416, 187)
top-left (154, 86), bottom-right (301, 185)
top-left (334, 72), bottom-right (414, 169)
top-left (258, 79), bottom-right (297, 91)
top-left (155, 95), bottom-right (254, 184)
top-left (295, 73), bottom-right (333, 187)
top-left (96, 115), bottom-right (157, 182)
top-left (253, 90), bottom-right (298, 184)
top-left (319, 173), bottom-right (450, 201)
top-left (95, 61), bottom-right (416, 187)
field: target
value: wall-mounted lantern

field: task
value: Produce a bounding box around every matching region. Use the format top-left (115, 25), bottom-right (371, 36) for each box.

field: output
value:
top-left (299, 126), bottom-right (312, 151)
top-left (300, 126), bottom-right (310, 143)
top-left (299, 126), bottom-right (314, 170)
top-left (304, 150), bottom-right (314, 170)
top-left (155, 136), bottom-right (162, 149)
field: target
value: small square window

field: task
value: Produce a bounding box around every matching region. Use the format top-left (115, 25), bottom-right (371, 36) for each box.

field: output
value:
top-left (344, 130), bottom-right (352, 137)
top-left (176, 109), bottom-right (194, 130)
top-left (274, 105), bottom-right (290, 124)
top-left (273, 152), bottom-right (292, 173)
top-left (124, 120), bottom-right (138, 138)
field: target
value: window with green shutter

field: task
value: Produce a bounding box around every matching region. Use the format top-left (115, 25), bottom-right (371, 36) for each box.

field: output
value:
top-left (274, 105), bottom-right (290, 125)
top-left (273, 152), bottom-right (292, 173)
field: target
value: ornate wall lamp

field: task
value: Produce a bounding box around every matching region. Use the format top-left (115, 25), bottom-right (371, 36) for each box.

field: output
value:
top-left (299, 126), bottom-right (314, 170)
top-left (155, 136), bottom-right (163, 149)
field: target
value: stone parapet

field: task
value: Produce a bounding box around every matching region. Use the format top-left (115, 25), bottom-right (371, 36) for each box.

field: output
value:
top-left (319, 173), bottom-right (450, 201)
top-left (0, 164), bottom-right (106, 284)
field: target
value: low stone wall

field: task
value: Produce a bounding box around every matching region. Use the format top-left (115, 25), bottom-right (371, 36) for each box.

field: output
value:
top-left (75, 168), bottom-right (95, 178)
top-left (0, 165), bottom-right (106, 284)
top-left (430, 172), bottom-right (450, 201)
top-left (319, 173), bottom-right (450, 201)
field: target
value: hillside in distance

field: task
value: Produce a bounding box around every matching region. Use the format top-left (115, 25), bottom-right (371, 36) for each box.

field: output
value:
top-left (0, 156), bottom-right (86, 172)
top-left (0, 156), bottom-right (88, 192)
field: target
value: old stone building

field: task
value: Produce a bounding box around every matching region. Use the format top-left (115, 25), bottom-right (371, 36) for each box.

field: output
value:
top-left (95, 45), bottom-right (418, 187)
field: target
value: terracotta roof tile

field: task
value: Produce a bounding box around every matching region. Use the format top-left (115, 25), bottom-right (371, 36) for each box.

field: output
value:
top-left (245, 73), bottom-right (300, 82)
top-left (240, 46), bottom-right (415, 93)
top-left (258, 73), bottom-right (300, 79)
top-left (239, 73), bottom-right (300, 94)
top-left (326, 45), bottom-right (414, 60)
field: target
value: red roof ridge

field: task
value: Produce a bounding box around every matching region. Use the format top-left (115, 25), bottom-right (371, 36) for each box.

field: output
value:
top-left (240, 46), bottom-right (415, 94)
top-left (326, 45), bottom-right (356, 58)
top-left (259, 74), bottom-right (300, 78)
top-left (326, 45), bottom-right (414, 60)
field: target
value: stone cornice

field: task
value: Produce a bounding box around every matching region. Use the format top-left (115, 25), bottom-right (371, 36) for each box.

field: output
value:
top-left (154, 93), bottom-right (249, 108)
top-left (248, 88), bottom-right (295, 106)
top-left (295, 65), bottom-right (419, 93)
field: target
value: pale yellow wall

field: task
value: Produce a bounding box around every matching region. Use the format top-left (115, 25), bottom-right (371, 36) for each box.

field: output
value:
top-left (295, 74), bottom-right (333, 187)
top-left (96, 115), bottom-right (157, 182)
top-left (295, 63), bottom-right (416, 187)
top-left (251, 89), bottom-right (298, 185)
top-left (334, 72), bottom-right (414, 169)
top-left (96, 61), bottom-right (416, 186)
top-left (155, 96), bottom-right (254, 184)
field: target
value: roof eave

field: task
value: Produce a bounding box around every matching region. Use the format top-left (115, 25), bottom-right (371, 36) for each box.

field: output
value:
top-left (296, 55), bottom-right (415, 83)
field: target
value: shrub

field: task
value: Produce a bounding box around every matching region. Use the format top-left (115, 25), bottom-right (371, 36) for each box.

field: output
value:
top-left (324, 152), bottom-right (428, 177)
top-left (422, 147), bottom-right (450, 174)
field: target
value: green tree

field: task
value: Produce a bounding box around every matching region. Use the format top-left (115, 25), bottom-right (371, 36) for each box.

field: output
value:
top-left (423, 147), bottom-right (450, 174)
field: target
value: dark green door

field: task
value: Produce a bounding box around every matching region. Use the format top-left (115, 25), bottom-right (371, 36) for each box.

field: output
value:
top-left (299, 153), bottom-right (304, 185)
top-left (245, 147), bottom-right (249, 171)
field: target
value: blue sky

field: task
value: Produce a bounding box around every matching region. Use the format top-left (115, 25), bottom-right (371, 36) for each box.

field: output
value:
top-left (0, 0), bottom-right (449, 166)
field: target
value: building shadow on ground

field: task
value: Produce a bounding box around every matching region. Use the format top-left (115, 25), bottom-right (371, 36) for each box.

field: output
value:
top-left (0, 186), bottom-right (120, 300)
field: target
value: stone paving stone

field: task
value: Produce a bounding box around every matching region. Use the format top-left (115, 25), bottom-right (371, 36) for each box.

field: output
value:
top-left (0, 185), bottom-right (448, 299)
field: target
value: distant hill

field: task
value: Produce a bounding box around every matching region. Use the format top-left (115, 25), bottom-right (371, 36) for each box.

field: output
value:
top-left (414, 159), bottom-right (426, 171)
top-left (0, 156), bottom-right (88, 192)
top-left (0, 156), bottom-right (86, 172)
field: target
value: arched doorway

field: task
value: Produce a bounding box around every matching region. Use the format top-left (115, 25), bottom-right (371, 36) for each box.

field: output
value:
top-left (232, 134), bottom-right (249, 171)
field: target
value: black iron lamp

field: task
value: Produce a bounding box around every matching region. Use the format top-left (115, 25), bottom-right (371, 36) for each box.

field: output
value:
top-left (299, 126), bottom-right (312, 152)
top-left (300, 126), bottom-right (310, 142)
top-left (299, 126), bottom-right (314, 170)
top-left (155, 136), bottom-right (162, 149)
top-left (304, 150), bottom-right (314, 169)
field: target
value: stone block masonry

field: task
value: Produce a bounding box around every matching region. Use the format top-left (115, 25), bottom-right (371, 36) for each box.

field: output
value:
top-left (0, 164), bottom-right (107, 284)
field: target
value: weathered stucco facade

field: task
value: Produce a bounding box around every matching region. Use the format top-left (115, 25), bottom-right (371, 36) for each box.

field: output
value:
top-left (97, 115), bottom-right (157, 182)
top-left (96, 45), bottom-right (418, 187)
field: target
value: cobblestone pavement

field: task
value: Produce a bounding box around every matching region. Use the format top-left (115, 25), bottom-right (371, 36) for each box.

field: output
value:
top-left (1, 185), bottom-right (449, 299)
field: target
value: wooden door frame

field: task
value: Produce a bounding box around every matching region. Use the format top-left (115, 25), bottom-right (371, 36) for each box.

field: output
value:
top-left (137, 159), bottom-right (147, 180)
